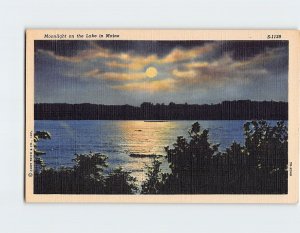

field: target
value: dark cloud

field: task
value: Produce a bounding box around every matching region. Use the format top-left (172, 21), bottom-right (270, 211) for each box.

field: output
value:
top-left (34, 40), bottom-right (93, 57)
top-left (94, 40), bottom-right (210, 57)
top-left (35, 40), bottom-right (211, 57)
top-left (35, 40), bottom-right (288, 60)
top-left (219, 40), bottom-right (288, 60)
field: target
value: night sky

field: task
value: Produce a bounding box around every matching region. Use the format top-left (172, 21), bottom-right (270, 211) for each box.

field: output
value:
top-left (34, 40), bottom-right (288, 105)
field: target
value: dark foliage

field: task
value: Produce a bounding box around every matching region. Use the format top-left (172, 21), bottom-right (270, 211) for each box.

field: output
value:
top-left (141, 160), bottom-right (167, 194)
top-left (34, 131), bottom-right (51, 170)
top-left (35, 100), bottom-right (287, 120)
top-left (34, 152), bottom-right (138, 194)
top-left (105, 168), bottom-right (138, 194)
top-left (141, 121), bottom-right (288, 194)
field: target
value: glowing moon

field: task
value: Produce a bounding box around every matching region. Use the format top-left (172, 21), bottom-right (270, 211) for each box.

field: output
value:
top-left (145, 67), bottom-right (158, 78)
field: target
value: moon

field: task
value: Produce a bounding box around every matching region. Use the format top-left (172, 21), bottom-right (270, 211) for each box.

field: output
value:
top-left (145, 66), bottom-right (158, 78)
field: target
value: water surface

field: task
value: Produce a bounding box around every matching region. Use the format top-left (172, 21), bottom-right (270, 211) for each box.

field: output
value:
top-left (35, 120), bottom-right (280, 184)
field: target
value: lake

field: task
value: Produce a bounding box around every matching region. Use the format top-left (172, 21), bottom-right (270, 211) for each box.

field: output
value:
top-left (34, 120), bottom-right (282, 184)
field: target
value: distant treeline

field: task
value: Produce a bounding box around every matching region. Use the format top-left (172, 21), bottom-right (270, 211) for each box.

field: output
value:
top-left (34, 100), bottom-right (288, 120)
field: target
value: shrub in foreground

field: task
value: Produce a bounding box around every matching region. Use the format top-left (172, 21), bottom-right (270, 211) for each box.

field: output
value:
top-left (141, 121), bottom-right (288, 194)
top-left (34, 152), bottom-right (138, 194)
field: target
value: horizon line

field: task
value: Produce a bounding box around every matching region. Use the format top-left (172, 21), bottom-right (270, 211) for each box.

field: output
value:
top-left (34, 99), bottom-right (288, 106)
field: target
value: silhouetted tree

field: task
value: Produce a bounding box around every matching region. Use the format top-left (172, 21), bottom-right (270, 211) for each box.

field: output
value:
top-left (141, 121), bottom-right (288, 194)
top-left (34, 135), bottom-right (138, 194)
top-left (141, 160), bottom-right (167, 194)
top-left (242, 120), bottom-right (288, 193)
top-left (162, 122), bottom-right (220, 193)
top-left (105, 167), bottom-right (138, 194)
top-left (34, 131), bottom-right (51, 170)
top-left (34, 151), bottom-right (108, 194)
top-left (35, 101), bottom-right (288, 120)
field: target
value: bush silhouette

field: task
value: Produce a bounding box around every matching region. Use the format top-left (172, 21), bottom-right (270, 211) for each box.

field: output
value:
top-left (105, 168), bottom-right (138, 194)
top-left (34, 131), bottom-right (51, 170)
top-left (34, 151), bottom-right (138, 194)
top-left (141, 121), bottom-right (288, 194)
top-left (160, 122), bottom-right (220, 193)
top-left (141, 160), bottom-right (167, 194)
top-left (242, 120), bottom-right (288, 193)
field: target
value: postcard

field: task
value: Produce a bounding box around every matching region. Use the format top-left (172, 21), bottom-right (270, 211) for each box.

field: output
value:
top-left (25, 30), bottom-right (299, 203)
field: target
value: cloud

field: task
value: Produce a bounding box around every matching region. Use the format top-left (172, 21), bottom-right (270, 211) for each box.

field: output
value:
top-left (172, 69), bottom-right (197, 79)
top-left (103, 72), bottom-right (146, 81)
top-left (158, 43), bottom-right (216, 64)
top-left (105, 54), bottom-right (158, 71)
top-left (83, 69), bottom-right (147, 81)
top-left (104, 44), bottom-right (215, 71)
top-left (168, 46), bottom-right (287, 90)
top-left (37, 47), bottom-right (114, 63)
top-left (38, 42), bottom-right (215, 70)
top-left (231, 47), bottom-right (288, 73)
top-left (38, 41), bottom-right (288, 94)
top-left (83, 69), bottom-right (103, 77)
top-left (185, 62), bottom-right (209, 69)
top-left (103, 43), bottom-right (216, 73)
top-left (112, 79), bottom-right (177, 92)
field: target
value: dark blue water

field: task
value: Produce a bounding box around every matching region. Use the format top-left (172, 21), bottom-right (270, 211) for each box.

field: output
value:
top-left (34, 120), bottom-right (282, 184)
